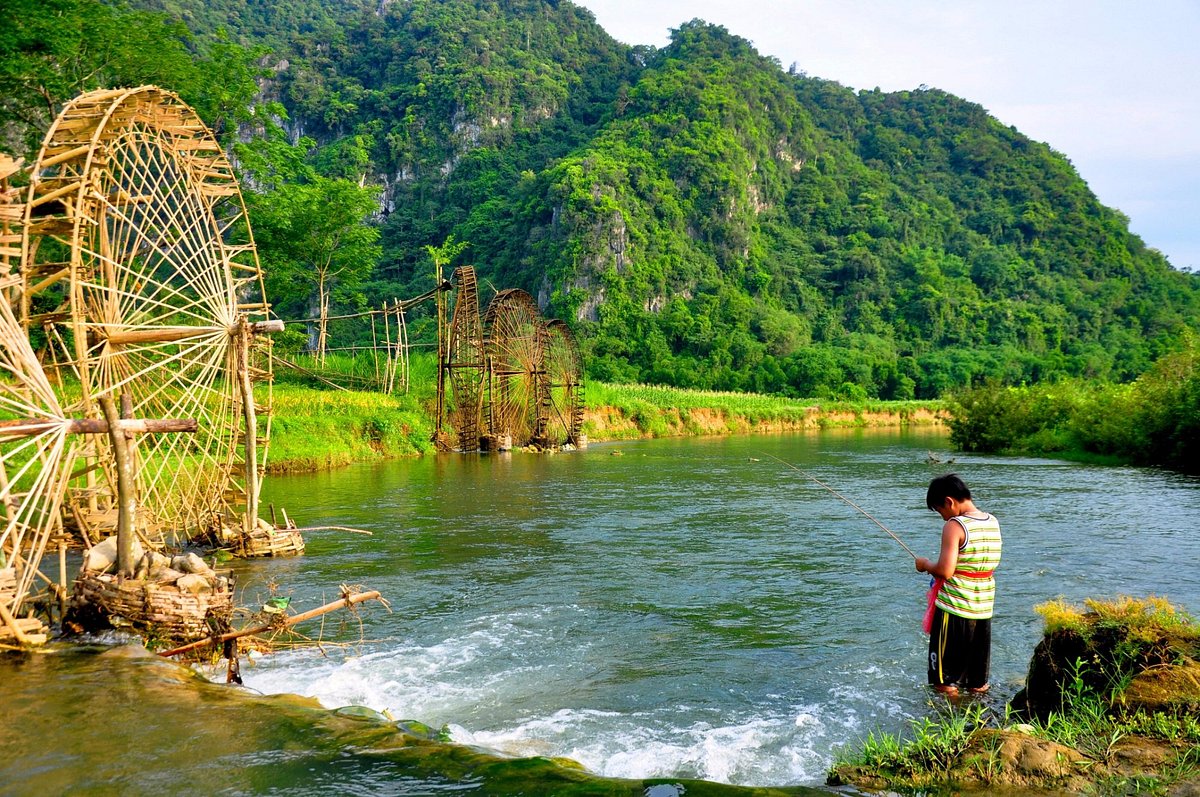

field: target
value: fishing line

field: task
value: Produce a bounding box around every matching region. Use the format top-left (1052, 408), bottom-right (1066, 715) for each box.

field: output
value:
top-left (757, 451), bottom-right (918, 560)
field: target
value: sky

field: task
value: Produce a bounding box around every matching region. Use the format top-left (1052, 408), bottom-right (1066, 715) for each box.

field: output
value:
top-left (575, 0), bottom-right (1200, 272)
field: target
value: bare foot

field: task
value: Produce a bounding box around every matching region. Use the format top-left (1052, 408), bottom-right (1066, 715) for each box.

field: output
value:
top-left (967, 684), bottom-right (990, 694)
top-left (932, 684), bottom-right (959, 696)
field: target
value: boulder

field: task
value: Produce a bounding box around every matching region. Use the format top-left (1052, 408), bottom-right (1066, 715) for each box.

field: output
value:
top-left (149, 567), bottom-right (186, 584)
top-left (171, 552), bottom-right (213, 576)
top-left (175, 573), bottom-right (212, 595)
top-left (83, 536), bottom-right (144, 574)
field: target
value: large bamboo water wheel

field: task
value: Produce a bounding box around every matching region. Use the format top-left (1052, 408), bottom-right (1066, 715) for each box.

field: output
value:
top-left (0, 278), bottom-right (76, 642)
top-left (535, 319), bottom-right (584, 448)
top-left (444, 266), bottom-right (485, 451)
top-left (482, 289), bottom-right (547, 448)
top-left (18, 86), bottom-right (280, 550)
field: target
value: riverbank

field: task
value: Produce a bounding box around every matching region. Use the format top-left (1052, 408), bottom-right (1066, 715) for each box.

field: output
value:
top-left (830, 596), bottom-right (1200, 795)
top-left (946, 347), bottom-right (1199, 473)
top-left (265, 382), bottom-right (945, 473)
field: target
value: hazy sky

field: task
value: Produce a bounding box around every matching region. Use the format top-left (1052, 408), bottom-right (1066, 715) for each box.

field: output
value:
top-left (575, 0), bottom-right (1200, 272)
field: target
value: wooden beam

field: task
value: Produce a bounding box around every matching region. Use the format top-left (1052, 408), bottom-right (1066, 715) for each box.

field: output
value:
top-left (0, 417), bottom-right (197, 439)
top-left (101, 326), bottom-right (223, 345)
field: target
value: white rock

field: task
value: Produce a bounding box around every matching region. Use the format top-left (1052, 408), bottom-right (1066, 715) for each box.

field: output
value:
top-left (149, 566), bottom-right (186, 584)
top-left (83, 536), bottom-right (144, 574)
top-left (171, 552), bottom-right (213, 576)
top-left (175, 574), bottom-right (212, 595)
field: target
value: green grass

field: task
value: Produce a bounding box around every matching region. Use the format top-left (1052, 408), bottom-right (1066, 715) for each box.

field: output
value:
top-left (266, 384), bottom-right (435, 472)
top-left (832, 598), bottom-right (1200, 793)
top-left (585, 381), bottom-right (942, 439)
top-left (261, 373), bottom-right (944, 470)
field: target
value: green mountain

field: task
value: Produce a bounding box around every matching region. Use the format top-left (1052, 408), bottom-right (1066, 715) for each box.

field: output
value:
top-left (6, 0), bottom-right (1199, 398)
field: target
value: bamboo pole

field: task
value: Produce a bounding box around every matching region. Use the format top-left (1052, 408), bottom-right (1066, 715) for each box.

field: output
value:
top-left (0, 600), bottom-right (31, 644)
top-left (98, 395), bottom-right (137, 576)
top-left (237, 318), bottom-right (259, 534)
top-left (293, 525), bottom-right (372, 535)
top-left (382, 299), bottom-right (394, 394)
top-left (370, 306), bottom-right (380, 387)
top-left (158, 589), bottom-right (383, 657)
top-left (0, 418), bottom-right (197, 439)
top-left (399, 301), bottom-right (410, 394)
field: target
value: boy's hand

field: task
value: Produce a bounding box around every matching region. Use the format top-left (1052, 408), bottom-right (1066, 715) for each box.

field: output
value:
top-left (915, 557), bottom-right (929, 573)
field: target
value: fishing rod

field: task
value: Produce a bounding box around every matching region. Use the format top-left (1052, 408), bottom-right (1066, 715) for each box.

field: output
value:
top-left (758, 452), bottom-right (918, 561)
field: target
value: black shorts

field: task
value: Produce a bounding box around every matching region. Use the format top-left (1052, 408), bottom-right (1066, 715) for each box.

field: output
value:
top-left (928, 607), bottom-right (991, 690)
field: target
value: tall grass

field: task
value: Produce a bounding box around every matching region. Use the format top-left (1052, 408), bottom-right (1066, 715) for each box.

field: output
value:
top-left (586, 381), bottom-right (941, 438)
top-left (267, 384), bottom-right (434, 472)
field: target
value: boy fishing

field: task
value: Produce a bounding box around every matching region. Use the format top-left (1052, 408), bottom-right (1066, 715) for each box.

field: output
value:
top-left (915, 474), bottom-right (1001, 696)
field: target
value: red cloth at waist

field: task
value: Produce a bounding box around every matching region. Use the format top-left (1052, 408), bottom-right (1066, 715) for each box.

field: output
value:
top-left (921, 570), bottom-right (995, 633)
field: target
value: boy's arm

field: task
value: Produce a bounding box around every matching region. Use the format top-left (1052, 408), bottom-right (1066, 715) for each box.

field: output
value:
top-left (915, 520), bottom-right (964, 579)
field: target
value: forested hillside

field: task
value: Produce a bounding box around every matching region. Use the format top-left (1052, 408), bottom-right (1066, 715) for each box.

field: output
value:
top-left (4, 0), bottom-right (1198, 398)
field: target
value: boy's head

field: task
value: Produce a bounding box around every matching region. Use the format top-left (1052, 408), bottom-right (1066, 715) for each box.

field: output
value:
top-left (927, 473), bottom-right (971, 512)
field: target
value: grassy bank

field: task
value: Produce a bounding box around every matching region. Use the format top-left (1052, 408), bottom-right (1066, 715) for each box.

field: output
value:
top-left (830, 597), bottom-right (1200, 795)
top-left (264, 377), bottom-right (944, 473)
top-left (266, 384), bottom-right (435, 473)
top-left (947, 348), bottom-right (1199, 472)
top-left (583, 382), bottom-right (943, 441)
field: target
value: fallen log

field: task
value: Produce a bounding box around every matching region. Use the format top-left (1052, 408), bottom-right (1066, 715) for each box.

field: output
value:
top-left (157, 588), bottom-right (383, 658)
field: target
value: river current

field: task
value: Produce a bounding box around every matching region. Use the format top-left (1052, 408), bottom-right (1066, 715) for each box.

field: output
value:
top-left (4, 428), bottom-right (1199, 794)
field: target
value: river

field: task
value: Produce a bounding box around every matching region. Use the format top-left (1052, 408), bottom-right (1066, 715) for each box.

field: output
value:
top-left (4, 428), bottom-right (1199, 794)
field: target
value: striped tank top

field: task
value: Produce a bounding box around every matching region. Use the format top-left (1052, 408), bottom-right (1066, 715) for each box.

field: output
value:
top-left (935, 512), bottom-right (1002, 620)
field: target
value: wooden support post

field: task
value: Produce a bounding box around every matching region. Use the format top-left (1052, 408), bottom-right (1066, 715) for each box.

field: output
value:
top-left (370, 307), bottom-right (380, 388)
top-left (237, 318), bottom-right (259, 534)
top-left (58, 540), bottom-right (67, 619)
top-left (0, 600), bottom-right (31, 645)
top-left (398, 301), bottom-right (409, 394)
top-left (98, 394), bottom-right (137, 577)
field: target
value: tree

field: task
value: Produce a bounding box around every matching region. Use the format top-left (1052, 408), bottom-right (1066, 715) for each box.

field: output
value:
top-left (249, 176), bottom-right (382, 362)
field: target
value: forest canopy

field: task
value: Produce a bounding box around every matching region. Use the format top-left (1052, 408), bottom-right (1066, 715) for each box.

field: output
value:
top-left (3, 0), bottom-right (1197, 399)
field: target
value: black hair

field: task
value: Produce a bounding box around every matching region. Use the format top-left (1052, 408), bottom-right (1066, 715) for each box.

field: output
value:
top-left (927, 473), bottom-right (971, 511)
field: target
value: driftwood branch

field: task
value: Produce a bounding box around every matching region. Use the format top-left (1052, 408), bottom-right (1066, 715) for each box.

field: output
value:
top-left (158, 588), bottom-right (383, 658)
top-left (294, 525), bottom-right (373, 535)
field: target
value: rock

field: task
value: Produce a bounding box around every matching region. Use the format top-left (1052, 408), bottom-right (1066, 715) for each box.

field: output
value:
top-left (175, 573), bottom-right (212, 594)
top-left (171, 552), bottom-right (213, 576)
top-left (1118, 661), bottom-right (1200, 714)
top-left (989, 729), bottom-right (1087, 785)
top-left (334, 705), bottom-right (389, 722)
top-left (83, 536), bottom-right (144, 574)
top-left (149, 567), bottom-right (186, 584)
top-left (1170, 778), bottom-right (1200, 797)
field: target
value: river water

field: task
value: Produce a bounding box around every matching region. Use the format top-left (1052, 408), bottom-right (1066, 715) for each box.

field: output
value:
top-left (4, 429), bottom-right (1199, 794)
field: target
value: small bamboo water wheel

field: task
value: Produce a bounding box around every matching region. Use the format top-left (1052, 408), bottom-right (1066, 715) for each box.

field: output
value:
top-left (443, 266), bottom-right (485, 451)
top-left (482, 289), bottom-right (547, 449)
top-left (535, 319), bottom-right (584, 448)
top-left (17, 86), bottom-right (289, 555)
